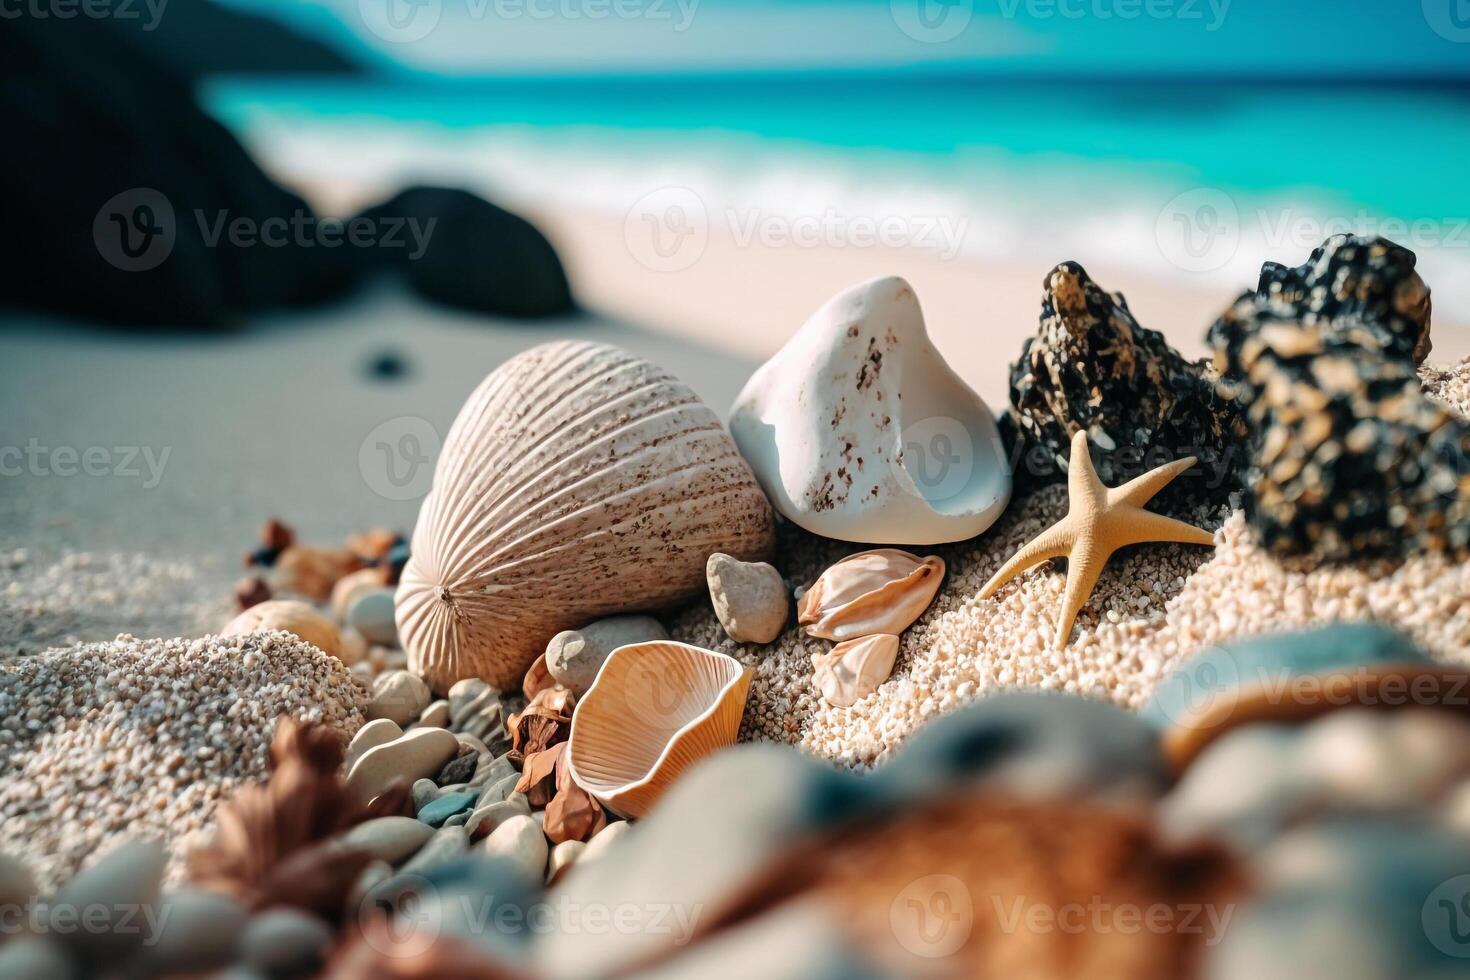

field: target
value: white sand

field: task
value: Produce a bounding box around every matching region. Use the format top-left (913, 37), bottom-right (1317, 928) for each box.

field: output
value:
top-left (675, 360), bottom-right (1470, 767)
top-left (0, 632), bottom-right (366, 891)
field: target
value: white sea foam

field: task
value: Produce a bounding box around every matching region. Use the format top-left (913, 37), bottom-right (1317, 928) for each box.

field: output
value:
top-left (238, 113), bottom-right (1470, 325)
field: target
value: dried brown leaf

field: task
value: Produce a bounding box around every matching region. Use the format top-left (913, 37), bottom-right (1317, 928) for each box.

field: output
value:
top-left (544, 748), bottom-right (607, 844)
top-left (507, 687), bottom-right (574, 763)
top-left (186, 717), bottom-right (405, 918)
top-left (522, 653), bottom-right (557, 701)
top-left (516, 743), bottom-right (565, 808)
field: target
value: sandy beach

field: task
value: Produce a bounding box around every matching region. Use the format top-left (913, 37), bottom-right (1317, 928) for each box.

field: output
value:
top-left (5, 202), bottom-right (1468, 658)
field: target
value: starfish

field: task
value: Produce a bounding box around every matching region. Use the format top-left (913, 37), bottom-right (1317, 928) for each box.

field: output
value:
top-left (981, 430), bottom-right (1216, 648)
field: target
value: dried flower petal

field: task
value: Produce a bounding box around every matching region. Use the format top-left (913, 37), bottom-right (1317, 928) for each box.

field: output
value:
top-left (797, 550), bottom-right (944, 641)
top-left (522, 653), bottom-right (557, 701)
top-left (545, 749), bottom-right (607, 844)
top-left (515, 743), bottom-right (564, 807)
top-left (186, 717), bottom-right (406, 920)
top-left (507, 687), bottom-right (574, 765)
top-left (811, 634), bottom-right (900, 707)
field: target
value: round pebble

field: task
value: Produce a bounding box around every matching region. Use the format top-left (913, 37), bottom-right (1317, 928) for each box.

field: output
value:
top-left (347, 589), bottom-right (399, 648)
top-left (417, 792), bottom-right (479, 828)
top-left (239, 909), bottom-right (332, 978)
top-left (706, 553), bottom-right (788, 644)
top-left (479, 815), bottom-right (548, 884)
top-left (340, 817), bottom-right (436, 865)
top-left (345, 718), bottom-right (403, 770)
top-left (346, 728), bottom-right (459, 803)
top-left (545, 616), bottom-right (668, 697)
top-left (365, 671), bottom-right (431, 728)
top-left (50, 840), bottom-right (165, 957)
top-left (417, 700), bottom-right (450, 730)
top-left (547, 840), bottom-right (585, 883)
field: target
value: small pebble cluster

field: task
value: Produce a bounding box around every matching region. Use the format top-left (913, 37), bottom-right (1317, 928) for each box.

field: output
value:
top-left (0, 632), bottom-right (366, 890)
top-left (343, 669), bottom-right (624, 888)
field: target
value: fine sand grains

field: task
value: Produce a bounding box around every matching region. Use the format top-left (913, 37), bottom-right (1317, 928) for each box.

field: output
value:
top-left (0, 631), bottom-right (367, 890)
top-left (0, 549), bottom-right (226, 659)
top-left (674, 358), bottom-right (1470, 768)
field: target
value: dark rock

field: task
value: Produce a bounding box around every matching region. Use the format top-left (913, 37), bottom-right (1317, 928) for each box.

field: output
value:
top-left (1252, 233), bottom-right (1432, 366)
top-left (365, 349), bottom-right (410, 381)
top-left (436, 752), bottom-right (479, 788)
top-left (1007, 262), bottom-right (1246, 502)
top-left (0, 15), bottom-right (359, 328)
top-left (97, 0), bottom-right (361, 80)
top-left (1207, 238), bottom-right (1468, 563)
top-left (356, 187), bottom-right (575, 319)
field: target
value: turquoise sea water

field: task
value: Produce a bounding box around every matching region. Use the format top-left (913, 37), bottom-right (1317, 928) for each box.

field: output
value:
top-left (206, 75), bottom-right (1470, 316)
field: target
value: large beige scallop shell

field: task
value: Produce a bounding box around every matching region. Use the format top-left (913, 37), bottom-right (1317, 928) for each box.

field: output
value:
top-left (566, 641), bottom-right (752, 818)
top-left (396, 341), bottom-right (776, 692)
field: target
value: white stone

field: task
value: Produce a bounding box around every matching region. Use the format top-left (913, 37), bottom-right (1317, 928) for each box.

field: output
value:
top-left (347, 589), bottom-right (399, 648)
top-left (730, 276), bottom-right (1010, 544)
top-left (346, 727), bottom-right (460, 802)
top-left (345, 718), bottom-right (402, 769)
top-left (706, 553), bottom-right (788, 644)
top-left (366, 670), bottom-right (430, 727)
top-left (479, 814), bottom-right (548, 883)
top-left (547, 840), bottom-right (585, 883)
top-left (545, 615), bottom-right (668, 696)
top-left (417, 699), bottom-right (451, 729)
top-left (341, 817), bottom-right (437, 865)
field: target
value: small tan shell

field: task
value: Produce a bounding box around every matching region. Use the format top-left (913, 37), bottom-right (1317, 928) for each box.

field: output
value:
top-left (811, 634), bottom-right (900, 707)
top-left (797, 549), bottom-right (945, 641)
top-left (222, 599), bottom-right (342, 659)
top-left (396, 341), bottom-right (776, 692)
top-left (566, 641), bottom-right (751, 818)
top-left (267, 545), bottom-right (360, 603)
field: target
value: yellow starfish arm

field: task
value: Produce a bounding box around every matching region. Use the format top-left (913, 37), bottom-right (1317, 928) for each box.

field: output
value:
top-left (1053, 539), bottom-right (1110, 649)
top-left (1067, 430), bottom-right (1106, 502)
top-left (978, 519), bottom-right (1075, 599)
top-left (1112, 506), bottom-right (1217, 548)
top-left (1106, 455), bottom-right (1200, 508)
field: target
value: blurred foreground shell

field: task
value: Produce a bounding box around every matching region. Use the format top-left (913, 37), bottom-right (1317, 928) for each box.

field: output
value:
top-left (567, 641), bottom-right (751, 818)
top-left (223, 600), bottom-right (342, 660)
top-left (396, 341), bottom-right (776, 691)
